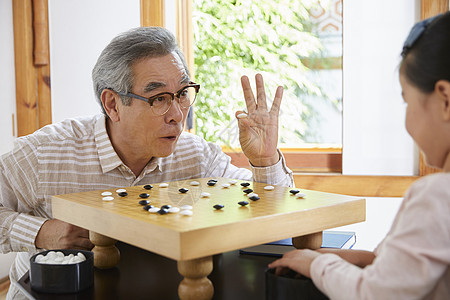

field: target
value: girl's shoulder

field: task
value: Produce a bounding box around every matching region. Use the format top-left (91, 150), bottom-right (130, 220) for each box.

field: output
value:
top-left (410, 172), bottom-right (450, 192)
top-left (404, 173), bottom-right (450, 212)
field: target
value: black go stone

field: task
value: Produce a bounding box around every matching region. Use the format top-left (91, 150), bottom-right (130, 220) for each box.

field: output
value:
top-left (238, 201), bottom-right (249, 206)
top-left (118, 192), bottom-right (128, 197)
top-left (139, 193), bottom-right (150, 198)
top-left (208, 179), bottom-right (218, 183)
top-left (290, 189), bottom-right (300, 195)
top-left (240, 182), bottom-right (251, 187)
top-left (143, 205), bottom-right (153, 211)
top-left (213, 204), bottom-right (224, 210)
top-left (143, 185), bottom-right (153, 190)
top-left (179, 188), bottom-right (189, 193)
top-left (243, 188), bottom-right (253, 194)
top-left (207, 181), bottom-right (216, 186)
top-left (249, 195), bottom-right (260, 201)
top-left (157, 208), bottom-right (169, 215)
top-left (161, 204), bottom-right (172, 210)
top-left (139, 200), bottom-right (150, 206)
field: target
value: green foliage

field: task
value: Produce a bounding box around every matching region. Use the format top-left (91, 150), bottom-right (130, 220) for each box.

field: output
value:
top-left (193, 0), bottom-right (327, 146)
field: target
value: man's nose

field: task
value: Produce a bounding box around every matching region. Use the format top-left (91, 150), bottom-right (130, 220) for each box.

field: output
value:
top-left (165, 98), bottom-right (184, 123)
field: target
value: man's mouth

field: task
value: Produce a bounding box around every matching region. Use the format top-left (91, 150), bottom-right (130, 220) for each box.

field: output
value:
top-left (161, 134), bottom-right (178, 140)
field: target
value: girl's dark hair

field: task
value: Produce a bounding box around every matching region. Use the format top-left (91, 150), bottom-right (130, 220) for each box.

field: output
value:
top-left (400, 11), bottom-right (450, 93)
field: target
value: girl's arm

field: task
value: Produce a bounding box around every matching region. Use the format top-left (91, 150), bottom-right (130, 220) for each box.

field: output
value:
top-left (316, 248), bottom-right (375, 268)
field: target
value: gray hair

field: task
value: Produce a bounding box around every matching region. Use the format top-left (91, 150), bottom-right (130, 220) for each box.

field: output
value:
top-left (92, 27), bottom-right (189, 115)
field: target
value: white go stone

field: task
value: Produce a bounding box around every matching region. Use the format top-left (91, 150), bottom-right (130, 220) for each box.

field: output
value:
top-left (296, 193), bottom-right (306, 198)
top-left (35, 251), bottom-right (86, 265)
top-left (101, 191), bottom-right (112, 196)
top-left (35, 254), bottom-right (45, 263)
top-left (190, 181), bottom-right (200, 186)
top-left (229, 180), bottom-right (238, 185)
top-left (168, 207), bottom-right (180, 213)
top-left (180, 210), bottom-right (193, 216)
top-left (116, 189), bottom-right (126, 193)
top-left (159, 183), bottom-right (169, 188)
top-left (200, 192), bottom-right (210, 198)
top-left (221, 183), bottom-right (230, 188)
top-left (247, 192), bottom-right (259, 198)
top-left (148, 207), bottom-right (160, 213)
top-left (181, 205), bottom-right (193, 210)
top-left (264, 185), bottom-right (275, 191)
top-left (46, 251), bottom-right (56, 257)
top-left (237, 113), bottom-right (248, 119)
top-left (102, 196), bottom-right (114, 201)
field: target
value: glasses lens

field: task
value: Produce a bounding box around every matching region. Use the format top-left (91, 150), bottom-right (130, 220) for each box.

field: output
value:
top-left (178, 86), bottom-right (197, 108)
top-left (151, 94), bottom-right (173, 115)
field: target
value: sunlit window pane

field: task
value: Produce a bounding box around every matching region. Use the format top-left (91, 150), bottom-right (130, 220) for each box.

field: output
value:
top-left (193, 0), bottom-right (342, 149)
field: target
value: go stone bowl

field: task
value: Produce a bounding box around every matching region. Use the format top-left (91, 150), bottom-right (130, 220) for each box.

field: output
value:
top-left (29, 249), bottom-right (94, 294)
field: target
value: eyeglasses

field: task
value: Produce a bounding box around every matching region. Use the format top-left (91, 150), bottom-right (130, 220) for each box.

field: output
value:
top-left (116, 82), bottom-right (200, 116)
top-left (402, 14), bottom-right (441, 56)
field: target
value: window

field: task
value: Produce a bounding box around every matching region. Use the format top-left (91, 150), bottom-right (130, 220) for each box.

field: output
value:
top-left (191, 0), bottom-right (342, 150)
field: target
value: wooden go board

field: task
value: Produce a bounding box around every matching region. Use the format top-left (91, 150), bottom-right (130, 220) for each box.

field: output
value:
top-left (52, 178), bottom-right (365, 261)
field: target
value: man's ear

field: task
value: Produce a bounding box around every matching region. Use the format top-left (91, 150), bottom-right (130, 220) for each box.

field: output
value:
top-left (101, 89), bottom-right (121, 122)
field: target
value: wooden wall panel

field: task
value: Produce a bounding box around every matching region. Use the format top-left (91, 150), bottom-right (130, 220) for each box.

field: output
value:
top-left (33, 0), bottom-right (52, 128)
top-left (294, 174), bottom-right (419, 197)
top-left (13, 0), bottom-right (52, 137)
top-left (13, 0), bottom-right (38, 136)
top-left (141, 0), bottom-right (165, 27)
top-left (421, 0), bottom-right (449, 19)
top-left (227, 151), bottom-right (342, 173)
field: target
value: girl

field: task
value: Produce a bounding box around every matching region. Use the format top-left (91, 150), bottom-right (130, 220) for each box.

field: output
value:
top-left (269, 12), bottom-right (450, 300)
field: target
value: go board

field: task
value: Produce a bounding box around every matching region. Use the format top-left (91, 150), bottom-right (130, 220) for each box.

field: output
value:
top-left (52, 177), bottom-right (365, 261)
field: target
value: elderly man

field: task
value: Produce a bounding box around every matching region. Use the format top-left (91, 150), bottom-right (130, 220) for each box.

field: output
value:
top-left (0, 27), bottom-right (293, 299)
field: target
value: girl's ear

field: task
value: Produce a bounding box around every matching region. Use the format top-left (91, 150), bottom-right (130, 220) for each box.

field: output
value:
top-left (436, 80), bottom-right (450, 121)
top-left (101, 89), bottom-right (121, 122)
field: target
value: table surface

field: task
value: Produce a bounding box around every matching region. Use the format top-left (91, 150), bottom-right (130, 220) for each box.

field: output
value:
top-left (17, 242), bottom-right (328, 300)
top-left (52, 178), bottom-right (365, 261)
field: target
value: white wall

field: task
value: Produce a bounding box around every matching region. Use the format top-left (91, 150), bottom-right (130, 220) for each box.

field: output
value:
top-left (0, 0), bottom-right (18, 280)
top-left (0, 0), bottom-right (17, 157)
top-left (165, 0), bottom-right (177, 35)
top-left (342, 0), bottom-right (420, 176)
top-left (48, 0), bottom-right (140, 123)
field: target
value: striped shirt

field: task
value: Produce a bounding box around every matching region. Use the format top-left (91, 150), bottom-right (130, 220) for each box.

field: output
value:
top-left (0, 114), bottom-right (293, 288)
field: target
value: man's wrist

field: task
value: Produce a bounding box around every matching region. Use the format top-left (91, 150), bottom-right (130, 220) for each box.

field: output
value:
top-left (249, 152), bottom-right (280, 167)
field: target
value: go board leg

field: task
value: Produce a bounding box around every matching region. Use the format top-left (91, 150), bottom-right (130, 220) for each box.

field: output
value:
top-left (177, 256), bottom-right (214, 300)
top-left (89, 231), bottom-right (120, 269)
top-left (292, 231), bottom-right (323, 249)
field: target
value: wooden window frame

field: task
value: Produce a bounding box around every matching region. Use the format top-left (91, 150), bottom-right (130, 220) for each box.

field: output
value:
top-left (140, 0), bottom-right (165, 27)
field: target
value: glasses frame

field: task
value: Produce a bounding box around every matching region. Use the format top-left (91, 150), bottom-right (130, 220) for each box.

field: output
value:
top-left (402, 14), bottom-right (441, 56)
top-left (117, 82), bottom-right (200, 116)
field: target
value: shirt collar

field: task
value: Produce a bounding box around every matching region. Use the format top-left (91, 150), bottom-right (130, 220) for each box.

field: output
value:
top-left (94, 114), bottom-right (125, 174)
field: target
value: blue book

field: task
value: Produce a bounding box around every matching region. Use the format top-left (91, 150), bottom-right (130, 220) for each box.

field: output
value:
top-left (239, 231), bottom-right (356, 257)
